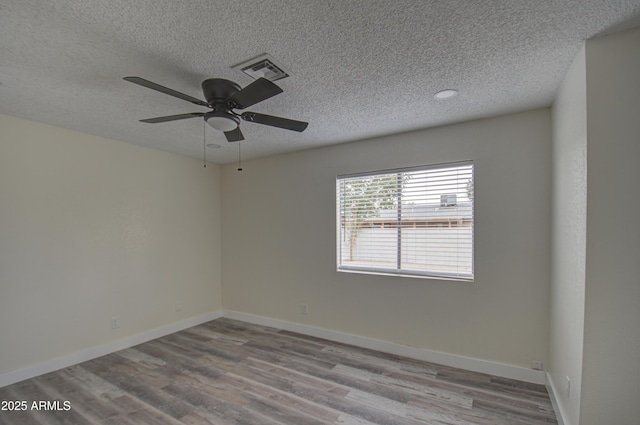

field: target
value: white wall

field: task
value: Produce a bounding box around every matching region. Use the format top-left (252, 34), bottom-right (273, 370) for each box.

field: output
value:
top-left (0, 114), bottom-right (222, 375)
top-left (581, 27), bottom-right (640, 425)
top-left (549, 26), bottom-right (640, 425)
top-left (222, 109), bottom-right (551, 370)
top-left (549, 46), bottom-right (587, 425)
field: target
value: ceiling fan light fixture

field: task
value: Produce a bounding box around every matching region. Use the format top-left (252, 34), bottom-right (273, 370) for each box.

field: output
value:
top-left (204, 111), bottom-right (240, 131)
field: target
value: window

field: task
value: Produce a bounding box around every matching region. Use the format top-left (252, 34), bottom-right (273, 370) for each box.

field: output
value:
top-left (336, 161), bottom-right (473, 280)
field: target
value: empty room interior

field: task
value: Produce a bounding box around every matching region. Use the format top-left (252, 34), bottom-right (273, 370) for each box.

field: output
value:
top-left (1, 2), bottom-right (639, 424)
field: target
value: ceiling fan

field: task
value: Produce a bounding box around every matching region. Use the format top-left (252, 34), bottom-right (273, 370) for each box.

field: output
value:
top-left (123, 76), bottom-right (308, 142)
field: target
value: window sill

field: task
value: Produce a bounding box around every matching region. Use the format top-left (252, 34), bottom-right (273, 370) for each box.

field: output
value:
top-left (337, 266), bottom-right (474, 282)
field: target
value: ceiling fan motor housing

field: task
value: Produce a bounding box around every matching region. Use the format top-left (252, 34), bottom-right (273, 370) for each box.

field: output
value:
top-left (201, 78), bottom-right (241, 105)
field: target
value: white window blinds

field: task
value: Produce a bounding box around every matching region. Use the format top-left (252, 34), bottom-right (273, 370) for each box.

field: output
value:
top-left (337, 161), bottom-right (474, 280)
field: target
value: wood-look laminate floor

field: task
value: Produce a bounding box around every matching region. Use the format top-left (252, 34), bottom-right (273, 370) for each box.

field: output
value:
top-left (0, 318), bottom-right (557, 425)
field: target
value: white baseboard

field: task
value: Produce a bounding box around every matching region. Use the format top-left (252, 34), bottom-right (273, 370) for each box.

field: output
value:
top-left (222, 310), bottom-right (546, 385)
top-left (546, 373), bottom-right (569, 425)
top-left (0, 311), bottom-right (222, 388)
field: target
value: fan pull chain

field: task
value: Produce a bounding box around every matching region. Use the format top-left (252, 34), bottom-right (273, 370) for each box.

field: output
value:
top-left (203, 121), bottom-right (207, 168)
top-left (237, 141), bottom-right (243, 171)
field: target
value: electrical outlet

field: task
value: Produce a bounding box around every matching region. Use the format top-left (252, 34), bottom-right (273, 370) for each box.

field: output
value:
top-left (111, 316), bottom-right (120, 330)
top-left (301, 303), bottom-right (309, 315)
top-left (531, 360), bottom-right (543, 370)
top-left (566, 376), bottom-right (571, 398)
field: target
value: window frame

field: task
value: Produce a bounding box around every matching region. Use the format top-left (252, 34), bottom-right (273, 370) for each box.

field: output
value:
top-left (336, 161), bottom-right (474, 281)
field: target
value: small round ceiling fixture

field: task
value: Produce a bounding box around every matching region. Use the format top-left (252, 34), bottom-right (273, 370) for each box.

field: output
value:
top-left (434, 89), bottom-right (458, 100)
top-left (206, 143), bottom-right (221, 149)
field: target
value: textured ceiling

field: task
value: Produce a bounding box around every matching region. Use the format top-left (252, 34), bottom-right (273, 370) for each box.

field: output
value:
top-left (1, 1), bottom-right (640, 164)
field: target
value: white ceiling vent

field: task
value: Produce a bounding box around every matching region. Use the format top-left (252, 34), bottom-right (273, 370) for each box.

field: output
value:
top-left (232, 53), bottom-right (290, 82)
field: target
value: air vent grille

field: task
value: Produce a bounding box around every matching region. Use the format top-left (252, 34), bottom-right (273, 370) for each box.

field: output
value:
top-left (232, 54), bottom-right (290, 82)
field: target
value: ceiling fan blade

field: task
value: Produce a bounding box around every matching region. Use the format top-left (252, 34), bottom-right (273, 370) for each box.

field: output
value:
top-left (139, 112), bottom-right (204, 123)
top-left (124, 77), bottom-right (209, 107)
top-left (241, 112), bottom-right (308, 132)
top-left (224, 127), bottom-right (244, 142)
top-left (227, 78), bottom-right (283, 109)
